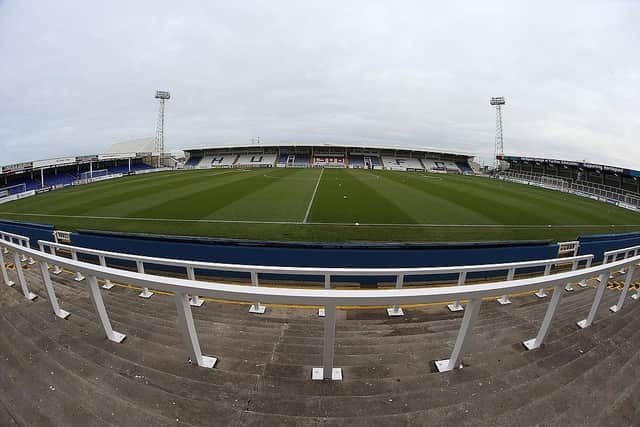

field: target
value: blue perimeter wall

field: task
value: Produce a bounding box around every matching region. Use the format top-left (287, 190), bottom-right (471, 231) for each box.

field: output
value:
top-left (0, 219), bottom-right (55, 249)
top-left (3, 218), bottom-right (640, 284)
top-left (577, 231), bottom-right (640, 263)
top-left (70, 229), bottom-right (560, 284)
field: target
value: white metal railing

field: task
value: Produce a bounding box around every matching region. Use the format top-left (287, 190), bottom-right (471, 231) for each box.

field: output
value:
top-left (1, 236), bottom-right (639, 381)
top-left (0, 231), bottom-right (37, 300)
top-left (39, 239), bottom-right (593, 317)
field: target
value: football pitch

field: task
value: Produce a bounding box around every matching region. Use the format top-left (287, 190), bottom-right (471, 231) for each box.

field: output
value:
top-left (1, 167), bottom-right (640, 243)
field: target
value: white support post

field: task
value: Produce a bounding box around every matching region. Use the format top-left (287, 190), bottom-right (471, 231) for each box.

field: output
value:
top-left (579, 257), bottom-right (592, 288)
top-left (18, 239), bottom-right (29, 264)
top-left (435, 298), bottom-right (482, 372)
top-left (523, 283), bottom-right (564, 350)
top-left (99, 256), bottom-right (114, 289)
top-left (535, 264), bottom-right (552, 298)
top-left (312, 304), bottom-right (342, 380)
top-left (173, 292), bottom-right (216, 368)
top-left (12, 252), bottom-right (37, 300)
top-left (49, 244), bottom-right (62, 275)
top-left (136, 260), bottom-right (153, 298)
top-left (186, 266), bottom-right (204, 307)
top-left (497, 268), bottom-right (515, 305)
top-left (248, 271), bottom-right (266, 314)
top-left (70, 250), bottom-right (85, 281)
top-left (0, 245), bottom-right (15, 287)
top-left (564, 261), bottom-right (578, 292)
top-left (610, 264), bottom-right (637, 313)
top-left (38, 260), bottom-right (70, 319)
top-left (448, 271), bottom-right (467, 312)
top-left (86, 275), bottom-right (126, 343)
top-left (387, 274), bottom-right (405, 317)
top-left (577, 271), bottom-right (610, 329)
top-left (319, 274), bottom-right (331, 317)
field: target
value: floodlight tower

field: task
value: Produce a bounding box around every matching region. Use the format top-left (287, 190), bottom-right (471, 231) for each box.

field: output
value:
top-left (490, 96), bottom-right (506, 170)
top-left (154, 90), bottom-right (170, 167)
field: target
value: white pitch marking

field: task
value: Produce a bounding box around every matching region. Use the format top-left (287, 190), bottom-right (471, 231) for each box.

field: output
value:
top-left (303, 167), bottom-right (324, 224)
top-left (0, 211), bottom-right (637, 229)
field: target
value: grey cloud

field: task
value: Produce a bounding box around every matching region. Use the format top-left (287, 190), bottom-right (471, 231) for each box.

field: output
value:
top-left (1, 0), bottom-right (638, 168)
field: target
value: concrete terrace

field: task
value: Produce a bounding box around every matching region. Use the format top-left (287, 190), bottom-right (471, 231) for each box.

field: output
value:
top-left (0, 253), bottom-right (639, 426)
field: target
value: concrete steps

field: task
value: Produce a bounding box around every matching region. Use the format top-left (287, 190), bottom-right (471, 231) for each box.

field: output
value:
top-left (0, 254), bottom-right (638, 425)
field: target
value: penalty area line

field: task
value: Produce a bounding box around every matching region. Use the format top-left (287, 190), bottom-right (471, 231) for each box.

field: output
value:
top-left (303, 167), bottom-right (324, 223)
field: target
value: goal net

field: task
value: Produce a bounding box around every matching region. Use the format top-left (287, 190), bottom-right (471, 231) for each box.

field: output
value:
top-left (80, 169), bottom-right (109, 181)
top-left (0, 183), bottom-right (27, 198)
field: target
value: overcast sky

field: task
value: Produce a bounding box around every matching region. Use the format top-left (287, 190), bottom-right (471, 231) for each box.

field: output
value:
top-left (1, 0), bottom-right (639, 168)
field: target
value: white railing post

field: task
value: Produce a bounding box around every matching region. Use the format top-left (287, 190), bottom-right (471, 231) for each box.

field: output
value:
top-left (0, 244), bottom-right (15, 287)
top-left (70, 250), bottom-right (85, 281)
top-left (435, 298), bottom-right (482, 372)
top-left (318, 274), bottom-right (330, 317)
top-left (12, 251), bottom-right (37, 300)
top-left (387, 274), bottom-right (405, 316)
top-left (49, 243), bottom-right (62, 275)
top-left (99, 256), bottom-right (114, 289)
top-left (535, 264), bottom-right (552, 298)
top-left (448, 271), bottom-right (467, 312)
top-left (564, 261), bottom-right (578, 292)
top-left (248, 271), bottom-right (266, 314)
top-left (312, 303), bottom-right (342, 380)
top-left (577, 271), bottom-right (610, 329)
top-left (523, 283), bottom-right (564, 350)
top-left (579, 257), bottom-right (592, 288)
top-left (186, 266), bottom-right (204, 307)
top-left (173, 292), bottom-right (216, 368)
top-left (86, 275), bottom-right (126, 343)
top-left (38, 260), bottom-right (70, 319)
top-left (609, 264), bottom-right (637, 313)
top-left (497, 268), bottom-right (515, 305)
top-left (136, 260), bottom-right (153, 298)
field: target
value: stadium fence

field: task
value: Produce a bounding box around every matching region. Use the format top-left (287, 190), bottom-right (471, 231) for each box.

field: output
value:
top-left (1, 230), bottom-right (639, 380)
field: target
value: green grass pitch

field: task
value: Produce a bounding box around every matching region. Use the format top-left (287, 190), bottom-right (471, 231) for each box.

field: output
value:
top-left (1, 167), bottom-right (640, 242)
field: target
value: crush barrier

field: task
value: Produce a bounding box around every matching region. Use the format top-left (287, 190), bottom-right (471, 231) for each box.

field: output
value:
top-left (39, 239), bottom-right (593, 317)
top-left (1, 232), bottom-right (639, 380)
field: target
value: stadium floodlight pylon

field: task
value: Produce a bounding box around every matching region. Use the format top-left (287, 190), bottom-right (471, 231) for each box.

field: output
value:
top-left (490, 97), bottom-right (506, 170)
top-left (154, 90), bottom-right (170, 167)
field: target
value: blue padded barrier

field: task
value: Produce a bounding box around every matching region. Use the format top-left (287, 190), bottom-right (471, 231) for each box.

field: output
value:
top-left (70, 229), bottom-right (559, 285)
top-left (577, 232), bottom-right (640, 263)
top-left (0, 219), bottom-right (55, 249)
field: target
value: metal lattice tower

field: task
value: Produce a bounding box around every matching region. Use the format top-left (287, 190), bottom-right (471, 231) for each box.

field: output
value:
top-left (154, 90), bottom-right (170, 166)
top-left (490, 96), bottom-right (506, 170)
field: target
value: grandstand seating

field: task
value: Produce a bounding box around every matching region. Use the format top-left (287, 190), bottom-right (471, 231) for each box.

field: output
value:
top-left (457, 161), bottom-right (473, 173)
top-left (234, 154), bottom-right (277, 167)
top-left (195, 155), bottom-right (238, 168)
top-left (291, 154), bottom-right (309, 167)
top-left (348, 155), bottom-right (364, 168)
top-left (185, 156), bottom-right (202, 167)
top-left (381, 156), bottom-right (424, 171)
top-left (43, 173), bottom-right (76, 187)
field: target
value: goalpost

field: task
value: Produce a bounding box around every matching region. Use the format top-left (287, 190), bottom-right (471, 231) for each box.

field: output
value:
top-left (0, 183), bottom-right (27, 198)
top-left (80, 169), bottom-right (109, 181)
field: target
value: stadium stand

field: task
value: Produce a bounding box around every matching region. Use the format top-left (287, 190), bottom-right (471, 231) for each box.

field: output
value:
top-left (348, 155), bottom-right (364, 168)
top-left (381, 156), bottom-right (424, 171)
top-left (209, 155), bottom-right (238, 168)
top-left (234, 154), bottom-right (277, 168)
top-left (185, 155), bottom-right (202, 167)
top-left (291, 154), bottom-right (310, 167)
